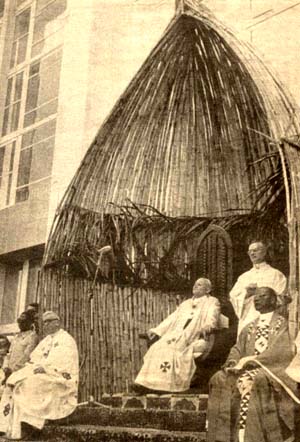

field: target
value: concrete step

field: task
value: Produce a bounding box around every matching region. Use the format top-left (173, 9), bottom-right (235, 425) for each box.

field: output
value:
top-left (54, 405), bottom-right (206, 432)
top-left (0, 437), bottom-right (38, 442)
top-left (0, 394), bottom-right (209, 441)
top-left (42, 424), bottom-right (207, 442)
top-left (98, 393), bottom-right (208, 412)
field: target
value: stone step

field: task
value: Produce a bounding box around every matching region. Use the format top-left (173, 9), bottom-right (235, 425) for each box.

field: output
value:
top-left (0, 395), bottom-right (209, 441)
top-left (55, 405), bottom-right (206, 432)
top-left (42, 424), bottom-right (207, 442)
top-left (99, 393), bottom-right (208, 411)
top-left (0, 437), bottom-right (37, 442)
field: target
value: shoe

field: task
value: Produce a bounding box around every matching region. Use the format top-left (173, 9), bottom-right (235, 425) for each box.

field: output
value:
top-left (129, 383), bottom-right (154, 395)
top-left (3, 436), bottom-right (23, 441)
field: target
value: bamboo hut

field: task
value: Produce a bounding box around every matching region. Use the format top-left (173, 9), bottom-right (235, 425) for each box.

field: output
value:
top-left (40, 1), bottom-right (300, 399)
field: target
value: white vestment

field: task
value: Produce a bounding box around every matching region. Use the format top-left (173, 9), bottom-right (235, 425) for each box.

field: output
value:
top-left (229, 262), bottom-right (287, 335)
top-left (0, 329), bottom-right (79, 439)
top-left (135, 295), bottom-right (221, 392)
top-left (286, 331), bottom-right (300, 382)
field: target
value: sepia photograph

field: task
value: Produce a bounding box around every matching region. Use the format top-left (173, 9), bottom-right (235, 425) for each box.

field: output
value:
top-left (0, 0), bottom-right (299, 440)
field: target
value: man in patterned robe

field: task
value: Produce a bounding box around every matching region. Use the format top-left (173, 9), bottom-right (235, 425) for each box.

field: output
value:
top-left (0, 311), bottom-right (79, 440)
top-left (207, 287), bottom-right (299, 442)
top-left (134, 278), bottom-right (221, 392)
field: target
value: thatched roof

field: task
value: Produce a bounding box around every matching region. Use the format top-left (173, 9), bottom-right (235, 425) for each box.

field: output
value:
top-left (44, 5), bottom-right (299, 276)
top-left (60, 7), bottom-right (298, 219)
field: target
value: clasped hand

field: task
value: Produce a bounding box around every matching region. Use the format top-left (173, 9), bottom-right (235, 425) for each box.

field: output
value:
top-left (1, 367), bottom-right (12, 385)
top-left (34, 366), bottom-right (46, 374)
top-left (222, 359), bottom-right (237, 373)
top-left (223, 356), bottom-right (258, 373)
top-left (245, 283), bottom-right (257, 299)
top-left (199, 325), bottom-right (212, 340)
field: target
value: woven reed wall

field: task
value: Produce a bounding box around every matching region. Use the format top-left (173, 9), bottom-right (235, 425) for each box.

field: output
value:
top-left (282, 140), bottom-right (300, 338)
top-left (40, 270), bottom-right (186, 399)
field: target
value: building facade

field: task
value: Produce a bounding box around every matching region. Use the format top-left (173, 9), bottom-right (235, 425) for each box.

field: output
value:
top-left (0, 0), bottom-right (298, 333)
top-left (0, 0), bottom-right (174, 334)
top-left (0, 0), bottom-right (70, 333)
top-left (0, 0), bottom-right (108, 333)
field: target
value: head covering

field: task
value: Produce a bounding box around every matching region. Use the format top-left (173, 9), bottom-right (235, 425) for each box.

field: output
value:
top-left (42, 311), bottom-right (60, 322)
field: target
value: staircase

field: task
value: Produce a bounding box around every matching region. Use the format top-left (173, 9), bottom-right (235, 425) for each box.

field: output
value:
top-left (0, 393), bottom-right (208, 441)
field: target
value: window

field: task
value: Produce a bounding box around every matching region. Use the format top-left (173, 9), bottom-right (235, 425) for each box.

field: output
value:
top-left (0, 0), bottom-right (5, 19)
top-left (24, 49), bottom-right (62, 127)
top-left (16, 119), bottom-right (56, 202)
top-left (2, 72), bottom-right (24, 136)
top-left (0, 2), bottom-right (63, 209)
top-left (0, 141), bottom-right (17, 207)
top-left (10, 8), bottom-right (31, 69)
top-left (16, 0), bottom-right (27, 7)
top-left (0, 147), bottom-right (5, 188)
top-left (26, 258), bottom-right (42, 305)
top-left (32, 0), bottom-right (67, 57)
top-left (16, 144), bottom-right (31, 202)
top-left (0, 264), bottom-right (23, 324)
top-left (6, 141), bottom-right (16, 205)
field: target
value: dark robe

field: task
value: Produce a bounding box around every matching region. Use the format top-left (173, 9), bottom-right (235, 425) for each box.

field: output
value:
top-left (207, 311), bottom-right (300, 442)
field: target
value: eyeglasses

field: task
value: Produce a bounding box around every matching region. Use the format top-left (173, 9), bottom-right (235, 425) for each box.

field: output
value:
top-left (43, 319), bottom-right (57, 324)
top-left (248, 247), bottom-right (264, 253)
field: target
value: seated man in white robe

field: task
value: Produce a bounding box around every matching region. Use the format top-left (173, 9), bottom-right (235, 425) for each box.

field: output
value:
top-left (0, 311), bottom-right (79, 440)
top-left (230, 240), bottom-right (288, 335)
top-left (134, 278), bottom-right (222, 393)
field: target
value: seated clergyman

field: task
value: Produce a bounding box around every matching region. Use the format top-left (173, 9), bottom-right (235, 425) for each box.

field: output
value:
top-left (207, 287), bottom-right (300, 442)
top-left (134, 278), bottom-right (222, 393)
top-left (0, 311), bottom-right (79, 440)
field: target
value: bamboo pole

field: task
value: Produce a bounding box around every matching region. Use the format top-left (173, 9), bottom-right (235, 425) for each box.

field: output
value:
top-left (280, 141), bottom-right (300, 339)
top-left (41, 270), bottom-right (209, 396)
top-left (99, 283), bottom-right (106, 395)
top-left (115, 286), bottom-right (122, 391)
top-left (94, 283), bottom-right (101, 399)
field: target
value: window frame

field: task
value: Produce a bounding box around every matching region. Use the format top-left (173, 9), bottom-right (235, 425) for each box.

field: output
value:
top-left (0, 0), bottom-right (62, 208)
top-left (24, 47), bottom-right (62, 127)
top-left (0, 139), bottom-right (19, 208)
top-left (10, 6), bottom-right (31, 70)
top-left (1, 2), bottom-right (35, 140)
top-left (0, 0), bottom-right (6, 19)
top-left (0, 260), bottom-right (29, 334)
top-left (0, 114), bottom-right (56, 209)
top-left (32, 0), bottom-right (67, 54)
top-left (2, 71), bottom-right (25, 136)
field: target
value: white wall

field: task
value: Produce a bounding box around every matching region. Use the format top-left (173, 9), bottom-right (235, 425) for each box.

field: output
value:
top-left (205, 0), bottom-right (300, 105)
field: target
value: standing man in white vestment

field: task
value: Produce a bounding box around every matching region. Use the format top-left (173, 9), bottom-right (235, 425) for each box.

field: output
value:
top-left (134, 278), bottom-right (221, 393)
top-left (0, 311), bottom-right (79, 440)
top-left (230, 240), bottom-right (287, 335)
